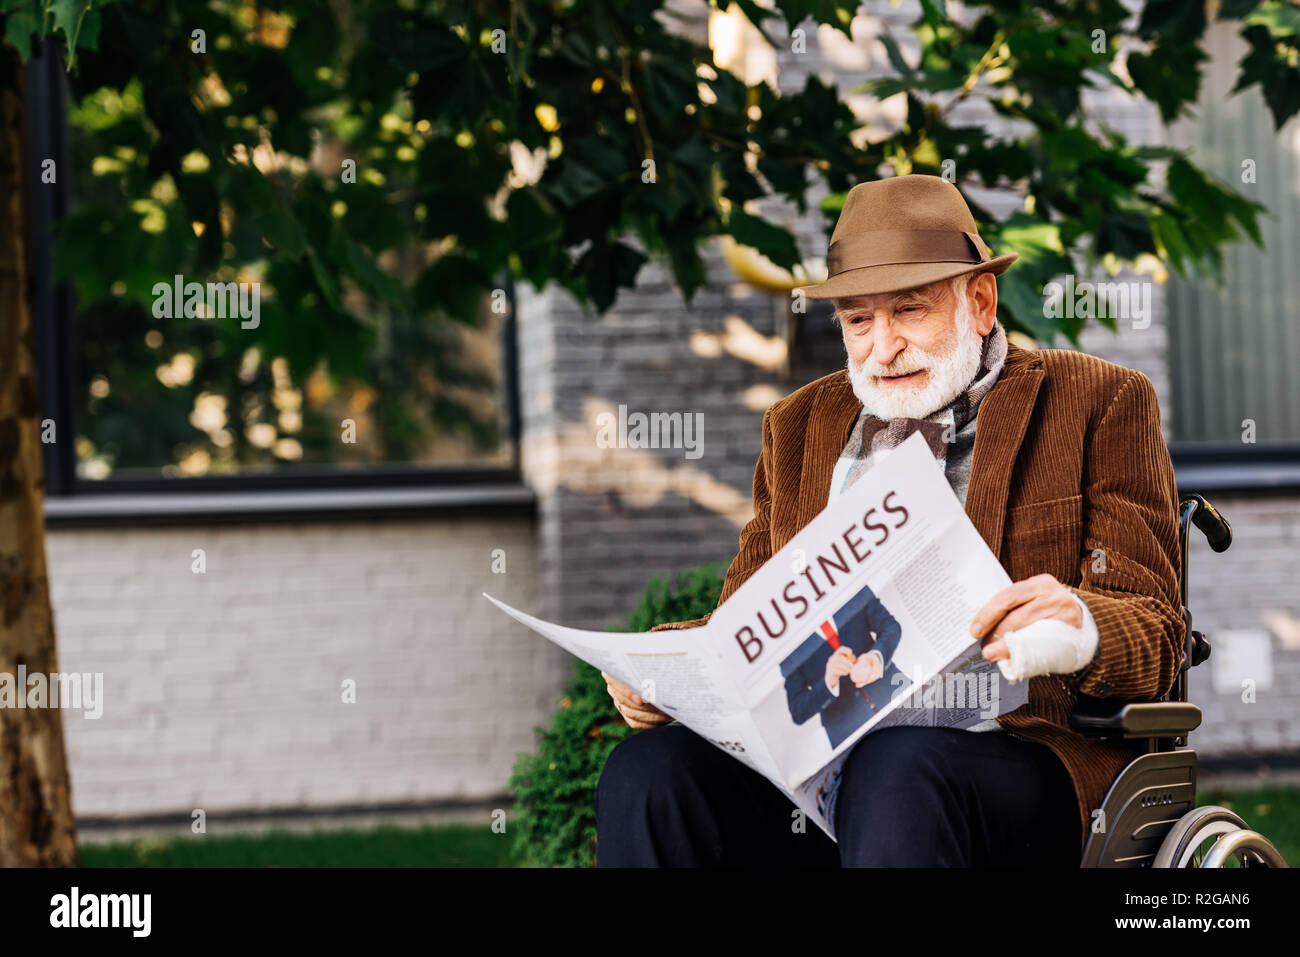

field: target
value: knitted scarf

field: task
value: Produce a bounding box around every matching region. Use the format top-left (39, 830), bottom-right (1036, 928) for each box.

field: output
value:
top-left (831, 320), bottom-right (1008, 499)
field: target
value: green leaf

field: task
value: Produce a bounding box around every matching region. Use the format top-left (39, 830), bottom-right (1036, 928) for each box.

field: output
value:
top-left (642, 59), bottom-right (697, 124)
top-left (1150, 212), bottom-right (1195, 275)
top-left (772, 0), bottom-right (856, 36)
top-left (305, 248), bottom-right (342, 311)
top-left (1232, 24), bottom-right (1300, 128)
top-left (49, 0), bottom-right (97, 67)
top-left (996, 267), bottom-right (1059, 343)
top-left (332, 230), bottom-right (404, 307)
top-left (919, 0), bottom-right (948, 31)
top-left (577, 240), bottom-right (647, 312)
top-left (506, 186), bottom-right (563, 251)
top-left (1096, 210), bottom-right (1156, 260)
top-left (4, 7), bottom-right (39, 60)
top-left (1138, 0), bottom-right (1207, 44)
top-left (667, 229), bottom-right (708, 302)
top-left (721, 0), bottom-right (778, 35)
top-left (414, 254), bottom-right (493, 324)
top-left (857, 77), bottom-right (919, 99)
top-left (1167, 158), bottom-right (1264, 246)
top-left (1245, 2), bottom-right (1300, 37)
top-left (1218, 0), bottom-right (1263, 19)
top-left (725, 208), bottom-right (801, 271)
top-left (256, 208), bottom-right (309, 258)
top-left (989, 213), bottom-right (1075, 341)
top-left (1126, 47), bottom-right (1206, 123)
top-left (76, 7), bottom-right (100, 50)
top-left (877, 31), bottom-right (917, 78)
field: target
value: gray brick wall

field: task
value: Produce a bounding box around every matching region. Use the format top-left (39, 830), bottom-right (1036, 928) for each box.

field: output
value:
top-left (48, 515), bottom-right (562, 820)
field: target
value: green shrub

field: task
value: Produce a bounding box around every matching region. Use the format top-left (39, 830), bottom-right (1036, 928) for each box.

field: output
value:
top-left (507, 560), bottom-right (728, 868)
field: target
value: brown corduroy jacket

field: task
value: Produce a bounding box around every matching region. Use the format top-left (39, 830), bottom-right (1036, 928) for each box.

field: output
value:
top-left (650, 341), bottom-right (1185, 852)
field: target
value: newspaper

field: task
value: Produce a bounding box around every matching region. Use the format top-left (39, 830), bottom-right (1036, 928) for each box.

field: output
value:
top-left (484, 432), bottom-right (1028, 839)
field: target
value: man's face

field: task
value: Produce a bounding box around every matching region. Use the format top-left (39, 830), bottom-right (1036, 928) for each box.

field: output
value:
top-left (835, 272), bottom-right (996, 420)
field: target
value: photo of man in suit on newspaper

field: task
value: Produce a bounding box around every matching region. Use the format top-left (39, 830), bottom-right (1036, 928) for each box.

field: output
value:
top-left (780, 585), bottom-right (908, 749)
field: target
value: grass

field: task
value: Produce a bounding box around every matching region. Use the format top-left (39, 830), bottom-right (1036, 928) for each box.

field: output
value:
top-left (1197, 784), bottom-right (1300, 866)
top-left (79, 786), bottom-right (1299, 867)
top-left (79, 823), bottom-right (519, 868)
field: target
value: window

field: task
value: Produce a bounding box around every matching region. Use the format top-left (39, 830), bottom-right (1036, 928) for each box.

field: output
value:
top-left (28, 50), bottom-right (519, 498)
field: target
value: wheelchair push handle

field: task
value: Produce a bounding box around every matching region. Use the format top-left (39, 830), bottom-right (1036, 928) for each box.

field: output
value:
top-left (1185, 494), bottom-right (1233, 553)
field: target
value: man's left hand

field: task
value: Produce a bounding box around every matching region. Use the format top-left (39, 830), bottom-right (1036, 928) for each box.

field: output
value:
top-left (849, 649), bottom-right (884, 687)
top-left (971, 573), bottom-right (1083, 663)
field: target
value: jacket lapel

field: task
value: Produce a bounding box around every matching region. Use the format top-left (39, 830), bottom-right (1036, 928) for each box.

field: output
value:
top-left (794, 372), bottom-right (864, 533)
top-left (964, 343), bottom-right (1044, 561)
top-left (792, 341), bottom-right (1045, 562)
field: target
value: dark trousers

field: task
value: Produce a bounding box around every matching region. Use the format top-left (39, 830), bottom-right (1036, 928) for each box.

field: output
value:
top-left (595, 723), bottom-right (1082, 867)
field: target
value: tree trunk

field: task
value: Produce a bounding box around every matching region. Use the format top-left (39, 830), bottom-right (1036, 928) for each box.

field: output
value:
top-left (0, 48), bottom-right (79, 867)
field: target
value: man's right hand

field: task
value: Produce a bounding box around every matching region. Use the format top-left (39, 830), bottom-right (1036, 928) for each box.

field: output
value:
top-left (602, 672), bottom-right (672, 730)
top-left (824, 645), bottom-right (857, 693)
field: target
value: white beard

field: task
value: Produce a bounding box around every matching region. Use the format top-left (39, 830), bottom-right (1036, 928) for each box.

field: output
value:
top-left (846, 295), bottom-right (985, 421)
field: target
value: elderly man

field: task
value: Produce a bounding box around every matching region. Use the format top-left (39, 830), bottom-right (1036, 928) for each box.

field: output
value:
top-left (595, 175), bottom-right (1184, 867)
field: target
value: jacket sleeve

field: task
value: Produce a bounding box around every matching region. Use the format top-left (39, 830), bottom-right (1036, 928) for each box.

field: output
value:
top-left (1063, 370), bottom-right (1185, 700)
top-left (649, 407), bottom-right (776, 633)
top-left (865, 594), bottom-right (902, 666)
top-left (785, 660), bottom-right (836, 725)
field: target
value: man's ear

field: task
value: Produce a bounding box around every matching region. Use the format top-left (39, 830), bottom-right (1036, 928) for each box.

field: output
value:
top-left (969, 271), bottom-right (998, 335)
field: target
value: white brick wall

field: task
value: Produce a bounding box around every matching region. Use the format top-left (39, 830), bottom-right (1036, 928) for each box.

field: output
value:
top-left (46, 514), bottom-right (565, 821)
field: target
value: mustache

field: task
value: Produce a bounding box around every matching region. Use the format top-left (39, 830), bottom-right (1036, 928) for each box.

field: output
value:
top-left (853, 346), bottom-right (941, 379)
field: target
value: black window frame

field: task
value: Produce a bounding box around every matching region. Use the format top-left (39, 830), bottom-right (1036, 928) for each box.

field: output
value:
top-left (1169, 444), bottom-right (1300, 493)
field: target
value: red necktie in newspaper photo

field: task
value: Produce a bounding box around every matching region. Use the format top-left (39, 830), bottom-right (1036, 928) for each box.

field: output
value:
top-left (820, 618), bottom-right (876, 711)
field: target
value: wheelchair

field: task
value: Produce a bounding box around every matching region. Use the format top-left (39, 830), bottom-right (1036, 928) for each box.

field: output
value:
top-left (1072, 494), bottom-right (1288, 867)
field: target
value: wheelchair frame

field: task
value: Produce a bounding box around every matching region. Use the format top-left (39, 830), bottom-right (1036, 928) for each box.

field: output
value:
top-left (1073, 494), bottom-right (1287, 868)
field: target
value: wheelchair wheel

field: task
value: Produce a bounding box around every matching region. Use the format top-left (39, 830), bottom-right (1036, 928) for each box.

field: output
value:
top-left (1154, 806), bottom-right (1288, 868)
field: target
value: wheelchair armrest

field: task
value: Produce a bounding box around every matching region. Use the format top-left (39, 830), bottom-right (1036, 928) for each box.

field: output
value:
top-left (1069, 698), bottom-right (1202, 739)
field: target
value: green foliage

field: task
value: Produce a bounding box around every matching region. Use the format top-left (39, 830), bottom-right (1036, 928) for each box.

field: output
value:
top-left (1232, 0), bottom-right (1300, 128)
top-left (5, 0), bottom-right (1300, 478)
top-left (2, 0), bottom-right (113, 64)
top-left (15, 2), bottom-right (512, 477)
top-left (833, 0), bottom-right (1296, 341)
top-left (507, 559), bottom-right (727, 868)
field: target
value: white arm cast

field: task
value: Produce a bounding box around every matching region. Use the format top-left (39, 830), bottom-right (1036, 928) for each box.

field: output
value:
top-left (996, 594), bottom-right (1099, 684)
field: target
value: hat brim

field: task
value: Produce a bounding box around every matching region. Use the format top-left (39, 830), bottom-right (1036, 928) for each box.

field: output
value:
top-left (796, 252), bottom-right (1018, 300)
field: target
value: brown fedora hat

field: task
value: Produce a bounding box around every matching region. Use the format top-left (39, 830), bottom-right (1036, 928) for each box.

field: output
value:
top-left (797, 175), bottom-right (1017, 300)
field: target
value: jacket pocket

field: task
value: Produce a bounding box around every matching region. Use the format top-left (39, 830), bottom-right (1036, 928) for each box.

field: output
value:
top-left (1003, 494), bottom-right (1084, 583)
